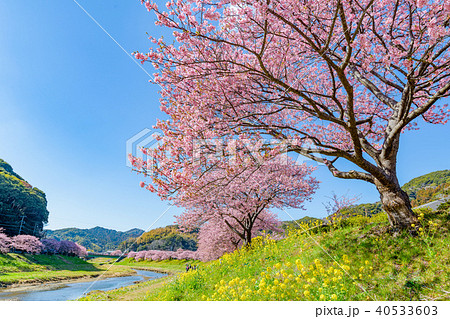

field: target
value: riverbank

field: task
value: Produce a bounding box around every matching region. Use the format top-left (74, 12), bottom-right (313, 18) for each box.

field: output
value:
top-left (0, 269), bottom-right (166, 301)
top-left (0, 253), bottom-right (200, 296)
top-left (0, 253), bottom-right (134, 288)
top-left (78, 259), bottom-right (202, 301)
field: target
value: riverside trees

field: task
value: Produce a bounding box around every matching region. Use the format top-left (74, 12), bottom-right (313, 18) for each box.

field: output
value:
top-left (135, 0), bottom-right (450, 229)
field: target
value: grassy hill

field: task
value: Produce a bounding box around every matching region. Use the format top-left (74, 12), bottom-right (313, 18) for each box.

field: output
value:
top-left (118, 225), bottom-right (197, 252)
top-left (45, 227), bottom-right (144, 253)
top-left (82, 203), bottom-right (449, 301)
top-left (402, 170), bottom-right (450, 207)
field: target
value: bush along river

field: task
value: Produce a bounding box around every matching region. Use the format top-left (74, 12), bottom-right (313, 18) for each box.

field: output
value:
top-left (0, 269), bottom-right (166, 301)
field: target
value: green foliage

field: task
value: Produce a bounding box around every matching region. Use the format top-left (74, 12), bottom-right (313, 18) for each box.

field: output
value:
top-left (281, 216), bottom-right (323, 231)
top-left (0, 159), bottom-right (49, 237)
top-left (340, 202), bottom-right (383, 218)
top-left (402, 170), bottom-right (450, 206)
top-left (402, 170), bottom-right (450, 195)
top-left (45, 227), bottom-right (144, 253)
top-left (437, 200), bottom-right (450, 211)
top-left (119, 225), bottom-right (197, 252)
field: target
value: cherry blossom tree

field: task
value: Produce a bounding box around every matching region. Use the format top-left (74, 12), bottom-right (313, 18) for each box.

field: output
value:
top-left (127, 251), bottom-right (137, 259)
top-left (59, 240), bottom-right (81, 256)
top-left (0, 229), bottom-right (12, 254)
top-left (195, 213), bottom-right (280, 261)
top-left (12, 235), bottom-right (43, 254)
top-left (41, 238), bottom-right (61, 255)
top-left (136, 0), bottom-right (450, 229)
top-left (110, 250), bottom-right (123, 256)
top-left (75, 243), bottom-right (88, 257)
top-left (139, 156), bottom-right (317, 246)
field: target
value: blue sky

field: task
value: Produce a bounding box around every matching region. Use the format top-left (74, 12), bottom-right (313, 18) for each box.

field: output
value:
top-left (0, 1), bottom-right (448, 231)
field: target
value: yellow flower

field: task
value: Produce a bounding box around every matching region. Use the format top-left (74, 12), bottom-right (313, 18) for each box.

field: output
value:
top-left (331, 294), bottom-right (338, 300)
top-left (304, 290), bottom-right (310, 296)
top-left (319, 294), bottom-right (325, 300)
top-left (275, 263), bottom-right (281, 270)
top-left (411, 224), bottom-right (416, 228)
top-left (365, 260), bottom-right (370, 265)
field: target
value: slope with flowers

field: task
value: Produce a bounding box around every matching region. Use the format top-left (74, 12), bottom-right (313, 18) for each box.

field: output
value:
top-left (83, 203), bottom-right (449, 301)
top-left (147, 206), bottom-right (449, 301)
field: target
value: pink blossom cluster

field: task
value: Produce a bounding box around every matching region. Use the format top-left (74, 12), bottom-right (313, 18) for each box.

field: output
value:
top-left (0, 229), bottom-right (12, 254)
top-left (109, 250), bottom-right (123, 256)
top-left (0, 229), bottom-right (87, 257)
top-left (127, 248), bottom-right (199, 261)
top-left (11, 235), bottom-right (43, 254)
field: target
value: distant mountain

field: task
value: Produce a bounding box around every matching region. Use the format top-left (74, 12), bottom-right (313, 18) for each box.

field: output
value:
top-left (0, 159), bottom-right (49, 237)
top-left (45, 226), bottom-right (144, 253)
top-left (119, 225), bottom-right (198, 252)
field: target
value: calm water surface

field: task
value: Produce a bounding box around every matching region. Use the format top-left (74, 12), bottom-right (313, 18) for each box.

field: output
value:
top-left (0, 269), bottom-right (166, 301)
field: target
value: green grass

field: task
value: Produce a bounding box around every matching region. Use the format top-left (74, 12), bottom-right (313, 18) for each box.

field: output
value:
top-left (116, 258), bottom-right (202, 274)
top-left (0, 254), bottom-right (134, 285)
top-left (79, 258), bottom-right (202, 301)
top-left (79, 276), bottom-right (171, 301)
top-left (139, 207), bottom-right (449, 301)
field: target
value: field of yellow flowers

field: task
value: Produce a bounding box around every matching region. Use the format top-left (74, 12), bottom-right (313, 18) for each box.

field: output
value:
top-left (82, 206), bottom-right (449, 301)
top-left (140, 206), bottom-right (449, 301)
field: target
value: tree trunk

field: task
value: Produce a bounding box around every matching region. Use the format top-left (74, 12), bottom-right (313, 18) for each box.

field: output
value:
top-left (243, 229), bottom-right (252, 246)
top-left (375, 180), bottom-right (418, 229)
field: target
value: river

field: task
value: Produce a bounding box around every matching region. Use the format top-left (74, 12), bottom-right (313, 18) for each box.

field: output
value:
top-left (0, 269), bottom-right (166, 301)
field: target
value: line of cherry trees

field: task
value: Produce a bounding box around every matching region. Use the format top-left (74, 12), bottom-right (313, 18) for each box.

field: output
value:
top-left (0, 228), bottom-right (87, 257)
top-left (128, 249), bottom-right (198, 261)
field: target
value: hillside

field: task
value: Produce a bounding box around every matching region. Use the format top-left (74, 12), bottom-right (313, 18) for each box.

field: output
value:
top-left (281, 216), bottom-right (323, 230)
top-left (340, 170), bottom-right (449, 218)
top-left (0, 159), bottom-right (49, 237)
top-left (402, 170), bottom-right (450, 207)
top-left (82, 204), bottom-right (450, 301)
top-left (119, 225), bottom-right (197, 252)
top-left (45, 227), bottom-right (144, 253)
